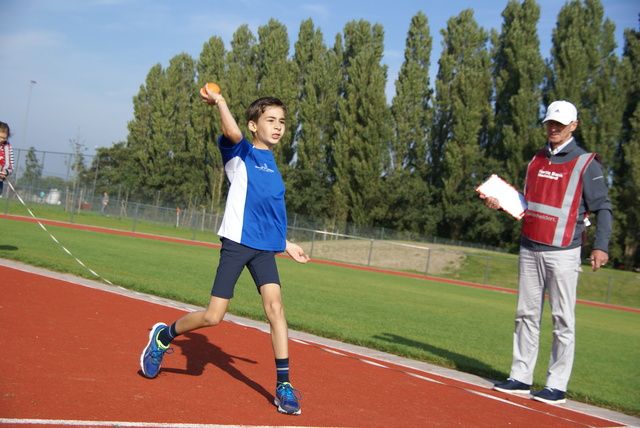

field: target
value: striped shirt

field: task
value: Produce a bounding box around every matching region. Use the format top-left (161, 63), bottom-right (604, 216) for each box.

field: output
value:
top-left (0, 142), bottom-right (14, 174)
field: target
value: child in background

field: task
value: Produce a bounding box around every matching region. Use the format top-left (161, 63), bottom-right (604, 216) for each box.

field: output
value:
top-left (0, 121), bottom-right (15, 196)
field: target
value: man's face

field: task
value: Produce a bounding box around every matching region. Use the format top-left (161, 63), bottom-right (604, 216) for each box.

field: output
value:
top-left (546, 120), bottom-right (578, 147)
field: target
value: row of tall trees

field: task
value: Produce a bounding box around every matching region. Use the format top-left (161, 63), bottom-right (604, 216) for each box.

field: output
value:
top-left (87, 0), bottom-right (639, 268)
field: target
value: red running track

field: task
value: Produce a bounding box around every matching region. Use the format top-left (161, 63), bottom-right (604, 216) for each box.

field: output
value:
top-left (0, 261), bottom-right (635, 428)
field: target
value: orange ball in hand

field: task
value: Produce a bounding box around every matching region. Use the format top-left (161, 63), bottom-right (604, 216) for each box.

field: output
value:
top-left (200, 83), bottom-right (220, 97)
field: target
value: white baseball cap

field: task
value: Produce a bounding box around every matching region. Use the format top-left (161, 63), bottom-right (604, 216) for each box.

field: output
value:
top-left (543, 100), bottom-right (578, 125)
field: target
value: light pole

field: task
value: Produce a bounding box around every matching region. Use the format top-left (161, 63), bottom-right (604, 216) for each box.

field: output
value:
top-left (15, 79), bottom-right (37, 184)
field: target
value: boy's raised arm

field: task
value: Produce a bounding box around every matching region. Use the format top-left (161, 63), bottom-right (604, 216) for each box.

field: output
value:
top-left (201, 85), bottom-right (243, 144)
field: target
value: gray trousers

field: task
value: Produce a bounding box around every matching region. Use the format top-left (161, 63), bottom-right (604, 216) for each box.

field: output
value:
top-left (510, 245), bottom-right (581, 391)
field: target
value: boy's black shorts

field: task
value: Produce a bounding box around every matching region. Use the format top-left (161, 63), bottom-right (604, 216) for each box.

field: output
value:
top-left (211, 238), bottom-right (281, 299)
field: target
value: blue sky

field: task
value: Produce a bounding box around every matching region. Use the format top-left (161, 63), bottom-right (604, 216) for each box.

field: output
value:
top-left (0, 0), bottom-right (637, 168)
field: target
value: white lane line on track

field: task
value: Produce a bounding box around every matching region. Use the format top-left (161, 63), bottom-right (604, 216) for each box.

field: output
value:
top-left (287, 337), bottom-right (599, 426)
top-left (0, 420), bottom-right (332, 428)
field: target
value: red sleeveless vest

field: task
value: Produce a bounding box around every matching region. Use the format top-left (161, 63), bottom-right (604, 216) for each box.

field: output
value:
top-left (521, 150), bottom-right (595, 247)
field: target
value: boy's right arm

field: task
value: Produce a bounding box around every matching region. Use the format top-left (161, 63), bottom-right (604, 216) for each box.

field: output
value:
top-left (201, 87), bottom-right (243, 144)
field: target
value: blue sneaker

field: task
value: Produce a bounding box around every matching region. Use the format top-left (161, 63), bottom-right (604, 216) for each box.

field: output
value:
top-left (493, 378), bottom-right (531, 394)
top-left (140, 322), bottom-right (173, 378)
top-left (274, 382), bottom-right (302, 415)
top-left (533, 387), bottom-right (566, 404)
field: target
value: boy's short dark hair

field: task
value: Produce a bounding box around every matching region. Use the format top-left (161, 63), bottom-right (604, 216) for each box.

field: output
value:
top-left (246, 97), bottom-right (287, 123)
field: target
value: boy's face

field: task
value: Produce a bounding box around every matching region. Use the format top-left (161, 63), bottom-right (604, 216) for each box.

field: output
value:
top-left (248, 106), bottom-right (286, 150)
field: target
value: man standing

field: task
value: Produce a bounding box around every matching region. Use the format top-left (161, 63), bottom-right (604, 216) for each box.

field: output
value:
top-left (483, 100), bottom-right (613, 404)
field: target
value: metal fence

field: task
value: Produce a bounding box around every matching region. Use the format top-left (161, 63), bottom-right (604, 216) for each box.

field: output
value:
top-left (3, 181), bottom-right (639, 309)
top-left (289, 228), bottom-right (639, 308)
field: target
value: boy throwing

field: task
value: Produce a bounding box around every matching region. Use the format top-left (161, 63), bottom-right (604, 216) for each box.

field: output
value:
top-left (140, 87), bottom-right (309, 415)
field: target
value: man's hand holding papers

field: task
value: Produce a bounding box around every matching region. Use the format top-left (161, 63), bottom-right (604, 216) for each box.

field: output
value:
top-left (476, 174), bottom-right (527, 220)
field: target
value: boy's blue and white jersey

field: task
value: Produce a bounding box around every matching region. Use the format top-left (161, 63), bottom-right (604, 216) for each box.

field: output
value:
top-left (217, 135), bottom-right (287, 252)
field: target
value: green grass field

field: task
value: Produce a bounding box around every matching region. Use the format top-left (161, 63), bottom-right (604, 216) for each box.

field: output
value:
top-left (5, 199), bottom-right (638, 307)
top-left (1, 212), bottom-right (639, 416)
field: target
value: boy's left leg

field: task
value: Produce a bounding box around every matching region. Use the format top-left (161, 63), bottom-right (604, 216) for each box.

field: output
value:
top-left (261, 283), bottom-right (301, 415)
top-left (261, 283), bottom-right (289, 359)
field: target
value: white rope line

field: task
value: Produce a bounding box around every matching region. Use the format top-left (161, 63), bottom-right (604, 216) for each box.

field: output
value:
top-left (5, 180), bottom-right (113, 285)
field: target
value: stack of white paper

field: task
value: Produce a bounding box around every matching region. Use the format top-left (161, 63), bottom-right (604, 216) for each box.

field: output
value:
top-left (476, 174), bottom-right (528, 220)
